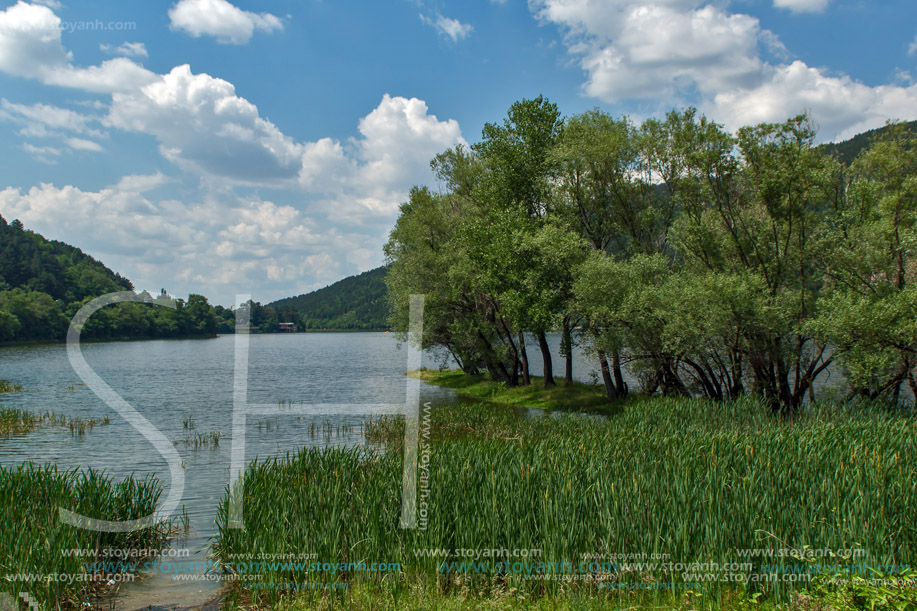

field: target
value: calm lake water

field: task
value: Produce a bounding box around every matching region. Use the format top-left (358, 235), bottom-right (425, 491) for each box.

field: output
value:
top-left (0, 333), bottom-right (604, 609)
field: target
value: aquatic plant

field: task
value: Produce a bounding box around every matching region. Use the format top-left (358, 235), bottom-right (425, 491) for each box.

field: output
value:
top-left (0, 464), bottom-right (168, 609)
top-left (0, 380), bottom-right (23, 393)
top-left (175, 430), bottom-right (222, 448)
top-left (216, 397), bottom-right (917, 606)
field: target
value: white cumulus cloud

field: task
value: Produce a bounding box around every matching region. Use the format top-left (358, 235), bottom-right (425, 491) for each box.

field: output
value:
top-left (0, 181), bottom-right (389, 303)
top-left (100, 41), bottom-right (148, 58)
top-left (773, 0), bottom-right (832, 14)
top-left (707, 61), bottom-right (917, 142)
top-left (530, 0), bottom-right (917, 141)
top-left (299, 94), bottom-right (467, 222)
top-left (168, 0), bottom-right (283, 45)
top-left (420, 13), bottom-right (473, 42)
top-left (0, 1), bottom-right (156, 93)
top-left (0, 98), bottom-right (98, 136)
top-left (106, 64), bottom-right (303, 182)
top-left (66, 137), bottom-right (103, 152)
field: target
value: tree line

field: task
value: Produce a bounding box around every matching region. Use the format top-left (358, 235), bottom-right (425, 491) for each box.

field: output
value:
top-left (384, 97), bottom-right (916, 414)
top-left (0, 212), bottom-right (388, 341)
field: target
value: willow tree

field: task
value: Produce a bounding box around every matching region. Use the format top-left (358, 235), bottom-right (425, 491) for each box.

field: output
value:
top-left (672, 114), bottom-right (838, 414)
top-left (385, 185), bottom-right (516, 380)
top-left (550, 108), bottom-right (686, 397)
top-left (472, 96), bottom-right (565, 386)
top-left (813, 123), bottom-right (917, 403)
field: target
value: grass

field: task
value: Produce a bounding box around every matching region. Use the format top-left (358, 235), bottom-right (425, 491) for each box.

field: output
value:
top-left (409, 369), bottom-right (615, 412)
top-left (224, 578), bottom-right (917, 610)
top-left (0, 408), bottom-right (74, 438)
top-left (1, 408), bottom-right (114, 438)
top-left (175, 429), bottom-right (222, 448)
top-left (67, 416), bottom-right (110, 436)
top-left (0, 464), bottom-right (169, 610)
top-left (215, 396), bottom-right (917, 610)
top-left (0, 380), bottom-right (23, 393)
top-left (0, 408), bottom-right (167, 609)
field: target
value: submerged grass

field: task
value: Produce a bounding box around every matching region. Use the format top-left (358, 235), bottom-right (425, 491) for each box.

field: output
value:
top-left (0, 408), bottom-right (73, 437)
top-left (0, 380), bottom-right (23, 393)
top-left (0, 464), bottom-right (169, 610)
top-left (0, 408), bottom-right (111, 438)
top-left (67, 416), bottom-right (110, 437)
top-left (175, 429), bottom-right (222, 448)
top-left (0, 407), bottom-right (40, 437)
top-left (409, 369), bottom-right (615, 412)
top-left (216, 396), bottom-right (917, 609)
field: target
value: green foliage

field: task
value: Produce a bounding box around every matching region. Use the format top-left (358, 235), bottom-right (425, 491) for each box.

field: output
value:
top-left (819, 120), bottom-right (917, 166)
top-left (0, 214), bottom-right (132, 303)
top-left (812, 122), bottom-right (917, 402)
top-left (0, 214), bottom-right (223, 342)
top-left (268, 266), bottom-right (389, 331)
top-left (387, 98), bottom-right (916, 411)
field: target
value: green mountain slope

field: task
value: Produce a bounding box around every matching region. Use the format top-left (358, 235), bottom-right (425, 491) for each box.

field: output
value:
top-left (0, 216), bottom-right (133, 301)
top-left (268, 267), bottom-right (389, 330)
top-left (0, 214), bottom-right (226, 342)
top-left (820, 120), bottom-right (917, 165)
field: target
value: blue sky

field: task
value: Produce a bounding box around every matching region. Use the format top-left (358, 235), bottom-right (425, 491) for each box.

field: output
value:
top-left (0, 0), bottom-right (915, 305)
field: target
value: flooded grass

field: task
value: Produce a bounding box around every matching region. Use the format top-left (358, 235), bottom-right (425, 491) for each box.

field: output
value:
top-left (0, 407), bottom-right (41, 437)
top-left (175, 430), bottom-right (222, 448)
top-left (0, 408), bottom-right (93, 438)
top-left (0, 380), bottom-right (23, 393)
top-left (0, 464), bottom-right (169, 610)
top-left (67, 416), bottom-right (111, 437)
top-left (216, 397), bottom-right (917, 608)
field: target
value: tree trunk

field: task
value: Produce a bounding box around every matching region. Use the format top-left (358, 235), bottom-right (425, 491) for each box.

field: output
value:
top-left (612, 351), bottom-right (627, 398)
top-left (537, 331), bottom-right (555, 388)
top-left (496, 317), bottom-right (520, 387)
top-left (562, 319), bottom-right (573, 386)
top-left (517, 332), bottom-right (531, 386)
top-left (598, 350), bottom-right (618, 401)
top-left (478, 331), bottom-right (515, 387)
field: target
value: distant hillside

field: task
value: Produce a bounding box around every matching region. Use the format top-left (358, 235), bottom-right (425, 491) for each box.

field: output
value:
top-left (820, 120), bottom-right (917, 165)
top-left (268, 267), bottom-right (389, 330)
top-left (0, 216), bottom-right (133, 301)
top-left (0, 214), bottom-right (228, 342)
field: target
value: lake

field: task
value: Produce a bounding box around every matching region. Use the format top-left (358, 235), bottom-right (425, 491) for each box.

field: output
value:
top-left (0, 332), bottom-right (606, 609)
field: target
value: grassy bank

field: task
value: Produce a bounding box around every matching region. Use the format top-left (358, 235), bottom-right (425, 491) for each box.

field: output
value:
top-left (0, 464), bottom-right (169, 610)
top-left (215, 396), bottom-right (917, 610)
top-left (408, 369), bottom-right (614, 412)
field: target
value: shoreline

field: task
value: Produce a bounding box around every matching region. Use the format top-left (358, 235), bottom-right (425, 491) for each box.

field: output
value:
top-left (408, 368), bottom-right (619, 413)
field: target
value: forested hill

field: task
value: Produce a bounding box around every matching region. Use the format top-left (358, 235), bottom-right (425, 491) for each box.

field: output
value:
top-left (820, 120), bottom-right (917, 165)
top-left (268, 267), bottom-right (389, 330)
top-left (0, 215), bottom-right (133, 301)
top-left (0, 214), bottom-right (232, 342)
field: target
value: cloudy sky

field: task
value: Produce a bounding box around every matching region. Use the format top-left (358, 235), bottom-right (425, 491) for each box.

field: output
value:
top-left (0, 0), bottom-right (914, 305)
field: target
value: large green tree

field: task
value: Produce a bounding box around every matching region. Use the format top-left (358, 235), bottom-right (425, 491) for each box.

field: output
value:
top-left (813, 123), bottom-right (917, 403)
